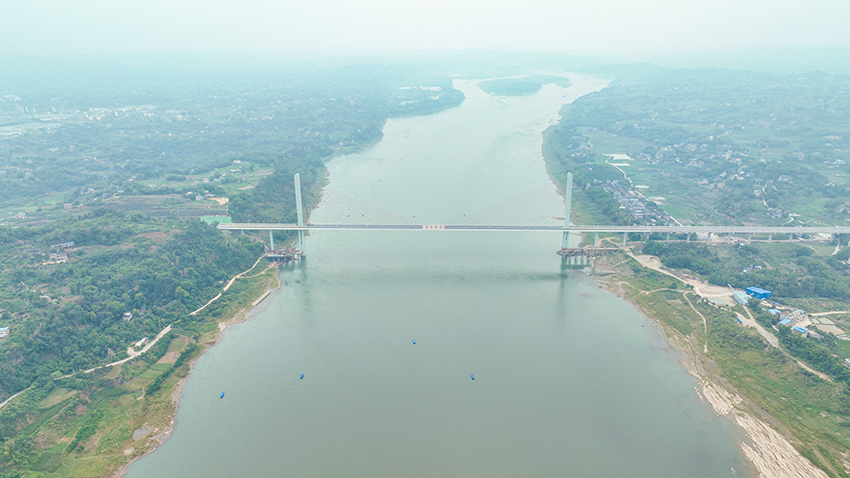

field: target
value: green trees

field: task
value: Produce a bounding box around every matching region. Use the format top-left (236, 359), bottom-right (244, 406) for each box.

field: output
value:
top-left (0, 210), bottom-right (261, 399)
top-left (641, 240), bottom-right (850, 303)
top-left (227, 149), bottom-right (325, 225)
top-left (643, 241), bottom-right (719, 276)
top-left (776, 326), bottom-right (850, 390)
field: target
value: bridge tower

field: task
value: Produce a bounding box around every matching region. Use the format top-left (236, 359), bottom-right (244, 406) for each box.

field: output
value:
top-left (562, 172), bottom-right (572, 249)
top-left (294, 173), bottom-right (306, 254)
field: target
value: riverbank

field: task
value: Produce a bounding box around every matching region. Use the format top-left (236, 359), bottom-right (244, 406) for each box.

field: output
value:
top-left (111, 258), bottom-right (282, 478)
top-left (594, 253), bottom-right (831, 478)
top-left (541, 73), bottom-right (840, 476)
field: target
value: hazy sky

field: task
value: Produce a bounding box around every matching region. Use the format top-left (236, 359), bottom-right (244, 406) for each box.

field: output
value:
top-left (2, 0), bottom-right (849, 56)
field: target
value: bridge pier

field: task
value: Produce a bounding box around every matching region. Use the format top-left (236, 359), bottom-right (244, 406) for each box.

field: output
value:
top-left (594, 232), bottom-right (599, 248)
top-left (768, 233), bottom-right (772, 243)
top-left (623, 232), bottom-right (628, 246)
top-left (269, 230), bottom-right (275, 251)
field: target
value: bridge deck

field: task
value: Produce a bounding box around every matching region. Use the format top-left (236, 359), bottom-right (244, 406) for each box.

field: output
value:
top-left (218, 223), bottom-right (850, 235)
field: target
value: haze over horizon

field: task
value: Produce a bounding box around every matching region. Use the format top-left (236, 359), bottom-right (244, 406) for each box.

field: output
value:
top-left (2, 0), bottom-right (849, 57)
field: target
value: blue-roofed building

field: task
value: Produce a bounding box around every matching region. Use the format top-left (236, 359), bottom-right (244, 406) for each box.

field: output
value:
top-left (733, 291), bottom-right (749, 305)
top-left (792, 326), bottom-right (808, 335)
top-left (0, 327), bottom-right (8, 338)
top-left (778, 318), bottom-right (792, 326)
top-left (746, 287), bottom-right (772, 300)
top-left (768, 309), bottom-right (781, 315)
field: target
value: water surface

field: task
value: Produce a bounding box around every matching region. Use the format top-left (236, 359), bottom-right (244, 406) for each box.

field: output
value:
top-left (126, 76), bottom-right (752, 477)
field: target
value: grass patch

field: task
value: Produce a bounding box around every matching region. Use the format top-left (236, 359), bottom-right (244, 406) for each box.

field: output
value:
top-left (631, 289), bottom-right (693, 336)
top-left (102, 364), bottom-right (122, 380)
top-left (166, 335), bottom-right (188, 353)
top-left (64, 456), bottom-right (113, 477)
top-left (136, 369), bottom-right (164, 380)
top-left (660, 203), bottom-right (696, 222)
top-left (148, 363), bottom-right (173, 372)
top-left (125, 377), bottom-right (153, 390)
top-left (32, 450), bottom-right (64, 473)
top-left (20, 399), bottom-right (73, 436)
top-left (38, 388), bottom-right (76, 409)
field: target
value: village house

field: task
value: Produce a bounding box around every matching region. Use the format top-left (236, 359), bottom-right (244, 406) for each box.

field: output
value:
top-left (47, 253), bottom-right (67, 263)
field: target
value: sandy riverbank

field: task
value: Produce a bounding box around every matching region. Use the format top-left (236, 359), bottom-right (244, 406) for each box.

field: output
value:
top-left (629, 252), bottom-right (736, 305)
top-left (596, 255), bottom-right (828, 478)
top-left (697, 376), bottom-right (828, 478)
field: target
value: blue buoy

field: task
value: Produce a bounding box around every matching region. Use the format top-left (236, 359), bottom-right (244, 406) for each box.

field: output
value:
top-left (220, 392), bottom-right (225, 399)
top-left (471, 374), bottom-right (475, 380)
top-left (300, 373), bottom-right (304, 379)
top-left (412, 339), bottom-right (416, 344)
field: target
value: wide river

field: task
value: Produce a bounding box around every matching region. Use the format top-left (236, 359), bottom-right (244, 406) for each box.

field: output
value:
top-left (126, 76), bottom-right (753, 477)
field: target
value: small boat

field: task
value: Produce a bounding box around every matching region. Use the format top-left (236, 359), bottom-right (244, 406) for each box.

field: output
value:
top-left (412, 339), bottom-right (416, 344)
top-left (471, 374), bottom-right (475, 380)
top-left (300, 373), bottom-right (304, 379)
top-left (220, 392), bottom-right (225, 399)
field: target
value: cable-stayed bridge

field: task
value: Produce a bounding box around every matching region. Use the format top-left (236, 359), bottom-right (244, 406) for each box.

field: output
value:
top-left (218, 173), bottom-right (850, 258)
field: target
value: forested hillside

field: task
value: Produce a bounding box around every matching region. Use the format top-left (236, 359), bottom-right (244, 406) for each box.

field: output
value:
top-left (0, 210), bottom-right (262, 396)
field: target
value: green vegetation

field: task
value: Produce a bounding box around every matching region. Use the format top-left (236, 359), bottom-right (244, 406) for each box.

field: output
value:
top-left (0, 53), bottom-right (477, 477)
top-left (145, 343), bottom-right (197, 395)
top-left (619, 256), bottom-right (850, 478)
top-left (0, 58), bottom-right (466, 228)
top-left (537, 65), bottom-right (850, 477)
top-left (641, 240), bottom-right (850, 306)
top-left (0, 265), bottom-right (276, 477)
top-left (3, 51), bottom-right (850, 477)
top-left (0, 210), bottom-right (261, 400)
top-left (543, 127), bottom-right (631, 225)
top-left (546, 67), bottom-right (850, 226)
top-left (67, 407), bottom-right (107, 453)
top-left (479, 74), bottom-right (572, 96)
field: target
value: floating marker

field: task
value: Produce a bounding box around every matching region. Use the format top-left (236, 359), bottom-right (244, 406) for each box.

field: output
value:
top-left (300, 373), bottom-right (304, 379)
top-left (412, 339), bottom-right (416, 344)
top-left (471, 374), bottom-right (475, 380)
top-left (220, 392), bottom-right (225, 399)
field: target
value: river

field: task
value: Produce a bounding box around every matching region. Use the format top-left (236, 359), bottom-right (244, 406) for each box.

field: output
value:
top-left (125, 75), bottom-right (753, 477)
